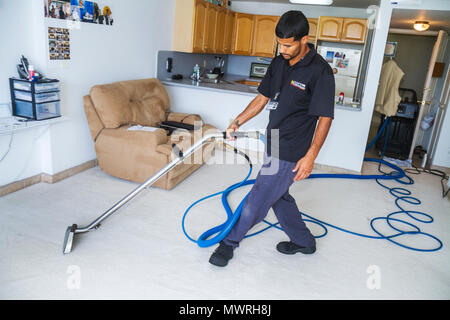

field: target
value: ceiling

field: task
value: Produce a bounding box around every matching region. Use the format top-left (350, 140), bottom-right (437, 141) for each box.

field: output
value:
top-left (390, 9), bottom-right (450, 32)
top-left (231, 0), bottom-right (380, 8)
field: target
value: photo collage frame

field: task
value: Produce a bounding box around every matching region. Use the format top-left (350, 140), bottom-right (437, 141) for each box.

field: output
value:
top-left (44, 0), bottom-right (113, 26)
top-left (48, 27), bottom-right (71, 61)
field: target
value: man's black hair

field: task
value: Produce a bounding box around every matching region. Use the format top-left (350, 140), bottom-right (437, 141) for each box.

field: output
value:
top-left (275, 11), bottom-right (309, 41)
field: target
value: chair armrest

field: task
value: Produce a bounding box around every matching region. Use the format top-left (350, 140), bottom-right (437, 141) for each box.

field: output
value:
top-left (155, 144), bottom-right (173, 157)
top-left (156, 131), bottom-right (193, 160)
top-left (166, 112), bottom-right (203, 126)
top-left (84, 95), bottom-right (105, 142)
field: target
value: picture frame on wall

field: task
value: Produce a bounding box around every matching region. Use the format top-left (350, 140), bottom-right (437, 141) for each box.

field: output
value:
top-left (45, 0), bottom-right (113, 26)
top-left (384, 41), bottom-right (398, 58)
top-left (250, 63), bottom-right (270, 79)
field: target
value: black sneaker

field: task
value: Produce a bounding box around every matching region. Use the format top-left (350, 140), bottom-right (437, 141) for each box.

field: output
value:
top-left (209, 241), bottom-right (234, 267)
top-left (276, 241), bottom-right (316, 255)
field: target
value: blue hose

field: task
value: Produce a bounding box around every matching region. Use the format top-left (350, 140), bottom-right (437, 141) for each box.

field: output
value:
top-left (182, 128), bottom-right (443, 252)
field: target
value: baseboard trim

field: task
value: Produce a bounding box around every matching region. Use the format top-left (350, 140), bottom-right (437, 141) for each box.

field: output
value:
top-left (0, 159), bottom-right (98, 197)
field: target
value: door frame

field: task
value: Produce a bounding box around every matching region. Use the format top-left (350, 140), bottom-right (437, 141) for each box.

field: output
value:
top-left (408, 30), bottom-right (447, 160)
top-left (426, 66), bottom-right (450, 166)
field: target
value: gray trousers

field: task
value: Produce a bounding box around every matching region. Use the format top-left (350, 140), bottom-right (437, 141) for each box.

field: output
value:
top-left (223, 154), bottom-right (316, 249)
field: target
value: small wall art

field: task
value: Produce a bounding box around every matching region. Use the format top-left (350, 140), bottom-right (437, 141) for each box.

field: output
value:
top-left (48, 27), bottom-right (71, 61)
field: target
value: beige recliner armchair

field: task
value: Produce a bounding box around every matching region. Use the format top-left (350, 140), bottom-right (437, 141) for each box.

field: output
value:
top-left (83, 78), bottom-right (217, 190)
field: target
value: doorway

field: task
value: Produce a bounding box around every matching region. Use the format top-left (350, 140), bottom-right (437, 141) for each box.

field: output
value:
top-left (365, 8), bottom-right (450, 168)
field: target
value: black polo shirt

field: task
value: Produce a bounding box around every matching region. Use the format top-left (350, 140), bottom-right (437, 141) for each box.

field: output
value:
top-left (258, 43), bottom-right (335, 163)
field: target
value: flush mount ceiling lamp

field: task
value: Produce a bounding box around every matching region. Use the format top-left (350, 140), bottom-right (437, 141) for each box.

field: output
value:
top-left (413, 21), bottom-right (430, 32)
top-left (289, 0), bottom-right (333, 5)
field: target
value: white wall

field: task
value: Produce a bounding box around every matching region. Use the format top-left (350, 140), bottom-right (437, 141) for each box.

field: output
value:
top-left (0, 0), bottom-right (49, 186)
top-left (0, 0), bottom-right (176, 186)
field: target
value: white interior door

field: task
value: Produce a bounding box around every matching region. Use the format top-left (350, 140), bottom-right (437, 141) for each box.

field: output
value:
top-left (409, 30), bottom-right (448, 160)
top-left (427, 67), bottom-right (450, 166)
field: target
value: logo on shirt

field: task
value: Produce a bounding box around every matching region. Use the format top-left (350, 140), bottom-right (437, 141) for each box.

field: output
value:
top-left (290, 80), bottom-right (306, 91)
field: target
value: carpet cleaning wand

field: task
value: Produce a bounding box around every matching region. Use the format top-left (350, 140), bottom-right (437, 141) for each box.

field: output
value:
top-left (62, 130), bottom-right (261, 255)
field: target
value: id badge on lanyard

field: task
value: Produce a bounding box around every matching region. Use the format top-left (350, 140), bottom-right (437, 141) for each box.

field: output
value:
top-left (266, 92), bottom-right (280, 111)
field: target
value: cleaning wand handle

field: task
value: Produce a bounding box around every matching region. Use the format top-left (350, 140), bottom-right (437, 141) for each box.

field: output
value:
top-left (226, 131), bottom-right (260, 140)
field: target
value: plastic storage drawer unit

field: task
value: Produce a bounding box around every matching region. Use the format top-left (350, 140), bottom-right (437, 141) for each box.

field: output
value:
top-left (13, 80), bottom-right (60, 93)
top-left (14, 90), bottom-right (60, 103)
top-left (15, 100), bottom-right (61, 121)
top-left (10, 77), bottom-right (61, 120)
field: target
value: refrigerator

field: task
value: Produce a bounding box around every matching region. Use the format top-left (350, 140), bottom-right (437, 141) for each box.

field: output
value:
top-left (316, 46), bottom-right (362, 103)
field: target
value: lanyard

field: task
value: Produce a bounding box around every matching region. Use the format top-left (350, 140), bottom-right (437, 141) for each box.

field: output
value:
top-left (275, 61), bottom-right (294, 100)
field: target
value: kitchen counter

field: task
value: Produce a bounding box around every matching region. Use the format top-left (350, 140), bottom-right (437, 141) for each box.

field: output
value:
top-left (160, 74), bottom-right (362, 111)
top-left (160, 74), bottom-right (260, 97)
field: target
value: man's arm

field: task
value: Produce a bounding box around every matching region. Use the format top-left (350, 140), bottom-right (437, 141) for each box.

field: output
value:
top-left (292, 116), bottom-right (333, 181)
top-left (226, 93), bottom-right (270, 140)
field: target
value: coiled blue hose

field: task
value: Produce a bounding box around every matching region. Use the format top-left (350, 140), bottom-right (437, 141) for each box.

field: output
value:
top-left (182, 125), bottom-right (443, 252)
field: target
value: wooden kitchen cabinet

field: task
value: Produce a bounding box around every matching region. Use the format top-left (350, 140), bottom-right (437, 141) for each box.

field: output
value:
top-left (232, 13), bottom-right (255, 55)
top-left (192, 0), bottom-right (207, 52)
top-left (173, 0), bottom-right (235, 54)
top-left (173, 0), bottom-right (206, 53)
top-left (173, 0), bottom-right (224, 53)
top-left (203, 3), bottom-right (218, 53)
top-left (223, 10), bottom-right (235, 54)
top-left (173, 1), bottom-right (369, 55)
top-left (341, 18), bottom-right (367, 44)
top-left (317, 16), bottom-right (344, 42)
top-left (317, 16), bottom-right (367, 43)
top-left (251, 15), bottom-right (279, 57)
top-left (307, 18), bottom-right (318, 42)
top-left (213, 6), bottom-right (227, 54)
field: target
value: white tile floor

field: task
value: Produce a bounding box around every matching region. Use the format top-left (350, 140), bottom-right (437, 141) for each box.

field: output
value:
top-left (1, 150), bottom-right (449, 300)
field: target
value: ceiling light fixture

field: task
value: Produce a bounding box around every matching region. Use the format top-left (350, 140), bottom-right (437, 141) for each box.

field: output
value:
top-left (289, 0), bottom-right (333, 5)
top-left (413, 21), bottom-right (430, 32)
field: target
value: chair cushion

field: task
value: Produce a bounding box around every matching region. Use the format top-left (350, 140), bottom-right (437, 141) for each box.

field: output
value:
top-left (90, 79), bottom-right (170, 129)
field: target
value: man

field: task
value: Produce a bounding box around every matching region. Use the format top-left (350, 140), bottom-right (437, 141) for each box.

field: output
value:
top-left (209, 11), bottom-right (335, 267)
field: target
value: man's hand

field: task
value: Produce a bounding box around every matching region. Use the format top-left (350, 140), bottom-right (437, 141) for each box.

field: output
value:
top-left (226, 120), bottom-right (240, 141)
top-left (292, 116), bottom-right (332, 182)
top-left (292, 154), bottom-right (315, 181)
top-left (226, 94), bottom-right (269, 141)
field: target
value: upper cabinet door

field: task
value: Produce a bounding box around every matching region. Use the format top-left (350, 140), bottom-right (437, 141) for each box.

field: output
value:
top-left (317, 16), bottom-right (344, 42)
top-left (251, 15), bottom-right (279, 58)
top-left (223, 10), bottom-right (235, 54)
top-left (213, 7), bottom-right (227, 54)
top-left (192, 0), bottom-right (207, 52)
top-left (341, 18), bottom-right (367, 44)
top-left (232, 13), bottom-right (255, 55)
top-left (307, 18), bottom-right (318, 42)
top-left (203, 3), bottom-right (218, 53)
